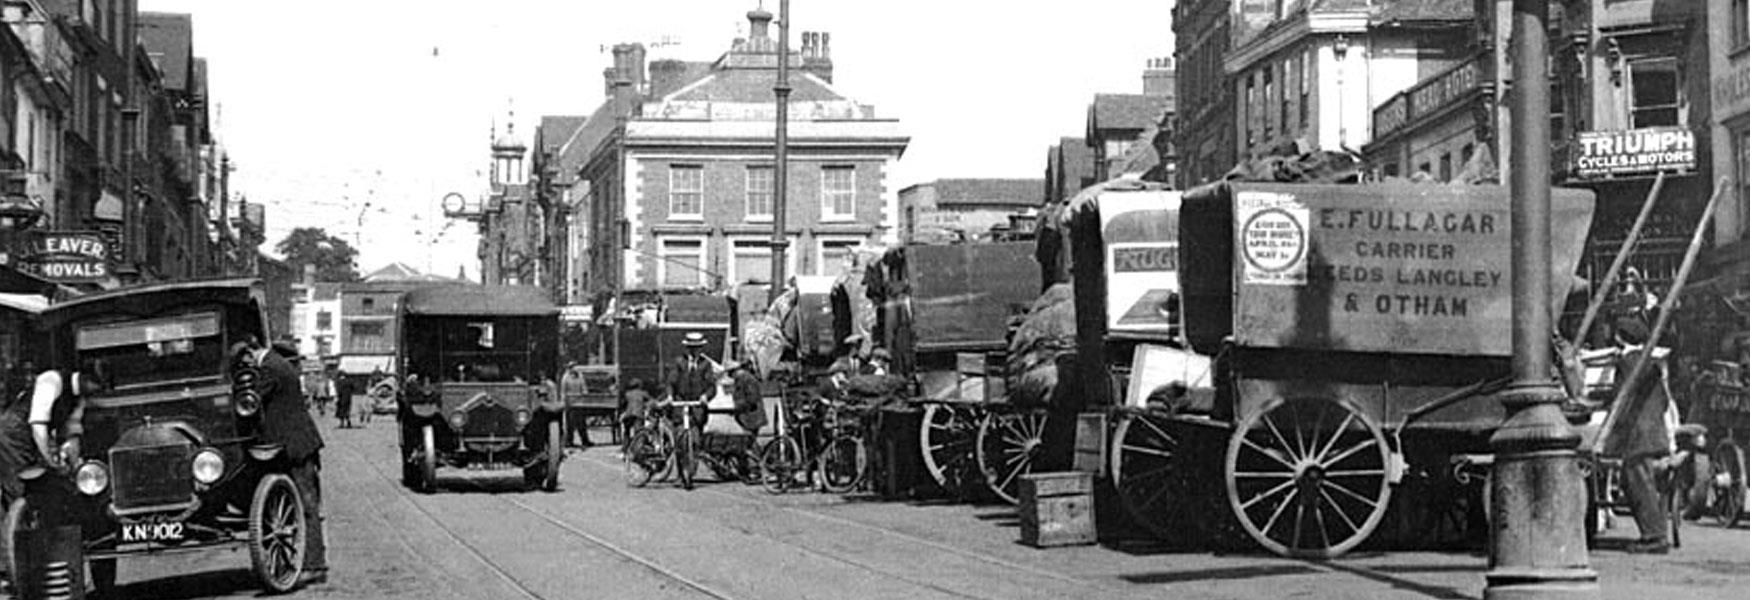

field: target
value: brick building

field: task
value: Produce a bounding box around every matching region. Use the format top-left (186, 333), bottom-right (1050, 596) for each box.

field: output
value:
top-left (564, 6), bottom-right (908, 302)
top-left (1174, 0), bottom-right (1236, 187)
top-left (898, 178), bottom-right (1042, 244)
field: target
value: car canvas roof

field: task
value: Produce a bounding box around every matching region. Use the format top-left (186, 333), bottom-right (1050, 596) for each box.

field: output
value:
top-left (402, 284), bottom-right (558, 317)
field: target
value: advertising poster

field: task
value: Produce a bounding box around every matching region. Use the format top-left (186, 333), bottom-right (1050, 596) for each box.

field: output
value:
top-left (1237, 191), bottom-right (1310, 286)
top-left (1100, 191), bottom-right (1182, 336)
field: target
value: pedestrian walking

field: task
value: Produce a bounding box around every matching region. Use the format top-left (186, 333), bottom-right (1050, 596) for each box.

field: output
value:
top-left (1601, 316), bottom-right (1677, 554)
top-left (334, 375), bottom-right (354, 429)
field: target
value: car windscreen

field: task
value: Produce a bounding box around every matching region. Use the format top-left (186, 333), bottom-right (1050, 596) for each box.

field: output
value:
top-left (75, 311), bottom-right (225, 389)
top-left (405, 316), bottom-right (556, 384)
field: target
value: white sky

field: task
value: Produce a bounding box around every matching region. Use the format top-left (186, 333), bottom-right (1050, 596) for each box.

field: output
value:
top-left (137, 0), bottom-right (1176, 279)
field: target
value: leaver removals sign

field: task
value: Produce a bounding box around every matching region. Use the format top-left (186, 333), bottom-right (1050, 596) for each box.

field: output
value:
top-left (26, 230), bottom-right (110, 282)
top-left (1572, 126), bottom-right (1695, 178)
top-left (1238, 192), bottom-right (1309, 285)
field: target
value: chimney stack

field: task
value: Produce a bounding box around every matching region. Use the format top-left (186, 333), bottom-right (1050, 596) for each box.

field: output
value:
top-left (1142, 56), bottom-right (1176, 97)
top-left (802, 31), bottom-right (834, 83)
top-left (748, 7), bottom-right (773, 41)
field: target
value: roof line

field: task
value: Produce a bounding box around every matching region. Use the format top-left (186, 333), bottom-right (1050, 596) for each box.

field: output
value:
top-left (660, 72), bottom-right (722, 104)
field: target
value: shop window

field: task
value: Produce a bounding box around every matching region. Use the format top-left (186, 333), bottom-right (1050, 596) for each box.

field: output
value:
top-left (1628, 60), bottom-right (1681, 128)
top-left (745, 166), bottom-right (773, 220)
top-left (669, 165), bottom-right (703, 219)
top-left (658, 237), bottom-right (705, 288)
top-left (821, 166), bottom-right (856, 220)
top-left (1439, 153), bottom-right (1453, 182)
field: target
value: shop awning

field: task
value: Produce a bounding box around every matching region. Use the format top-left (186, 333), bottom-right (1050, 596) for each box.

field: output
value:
top-left (338, 355), bottom-right (395, 375)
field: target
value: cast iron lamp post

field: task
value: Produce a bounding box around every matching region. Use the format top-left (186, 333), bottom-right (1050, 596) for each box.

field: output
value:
top-left (1484, 0), bottom-right (1599, 598)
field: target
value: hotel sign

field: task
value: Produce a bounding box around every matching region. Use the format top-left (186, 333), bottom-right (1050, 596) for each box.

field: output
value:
top-left (1571, 127), bottom-right (1696, 178)
top-left (1373, 58), bottom-right (1482, 140)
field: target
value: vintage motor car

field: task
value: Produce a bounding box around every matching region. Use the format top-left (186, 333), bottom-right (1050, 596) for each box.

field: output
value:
top-left (397, 285), bottom-right (564, 492)
top-left (4, 279), bottom-right (312, 594)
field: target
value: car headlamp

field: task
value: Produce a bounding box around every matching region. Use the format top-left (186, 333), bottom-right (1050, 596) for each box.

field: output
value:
top-left (514, 409), bottom-right (531, 427)
top-left (192, 448), bottom-right (225, 485)
top-left (449, 411), bottom-right (467, 430)
top-left (74, 461), bottom-right (109, 496)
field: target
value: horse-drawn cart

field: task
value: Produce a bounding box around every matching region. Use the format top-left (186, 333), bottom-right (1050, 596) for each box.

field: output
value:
top-left (1100, 181), bottom-right (1598, 557)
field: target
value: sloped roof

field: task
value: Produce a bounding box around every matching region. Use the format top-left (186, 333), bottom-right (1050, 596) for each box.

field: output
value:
top-left (667, 69), bottom-right (845, 104)
top-left (403, 285), bottom-right (557, 316)
top-left (364, 262), bottom-right (460, 283)
top-left (538, 116), bottom-right (587, 154)
top-left (929, 179), bottom-right (1043, 208)
top-left (138, 12), bottom-right (193, 91)
top-left (311, 282), bottom-right (342, 301)
top-left (1089, 94), bottom-right (1172, 133)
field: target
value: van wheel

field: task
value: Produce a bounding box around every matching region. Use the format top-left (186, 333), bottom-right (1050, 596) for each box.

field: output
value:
top-left (419, 425), bottom-right (439, 494)
top-left (248, 474), bottom-right (306, 593)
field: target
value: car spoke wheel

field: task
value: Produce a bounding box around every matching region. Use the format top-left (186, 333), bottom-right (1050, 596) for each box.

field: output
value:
top-left (543, 421), bottom-right (563, 492)
top-left (919, 403), bottom-right (982, 496)
top-left (1111, 411), bottom-right (1190, 539)
top-left (976, 409), bottom-right (1049, 505)
top-left (1713, 440), bottom-right (1745, 527)
top-left (820, 435), bottom-right (868, 493)
top-left (249, 474), bottom-right (307, 593)
top-left (761, 436), bottom-right (804, 494)
top-left (1225, 397), bottom-right (1393, 558)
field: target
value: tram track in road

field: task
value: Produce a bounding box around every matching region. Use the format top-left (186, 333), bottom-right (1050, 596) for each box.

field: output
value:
top-left (341, 436), bottom-right (734, 600)
top-left (575, 451), bottom-right (1131, 599)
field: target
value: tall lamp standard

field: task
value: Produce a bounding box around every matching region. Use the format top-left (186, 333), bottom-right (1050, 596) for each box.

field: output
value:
top-left (767, 0), bottom-right (791, 304)
top-left (1485, 0), bottom-right (1598, 598)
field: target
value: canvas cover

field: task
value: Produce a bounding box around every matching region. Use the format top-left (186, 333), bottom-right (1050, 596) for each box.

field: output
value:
top-left (1004, 283), bottom-right (1076, 406)
top-left (905, 243), bottom-right (1039, 352)
top-left (1179, 182), bottom-right (1596, 357)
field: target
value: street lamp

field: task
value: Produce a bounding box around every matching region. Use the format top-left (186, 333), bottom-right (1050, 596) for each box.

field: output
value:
top-left (1485, 0), bottom-right (1598, 598)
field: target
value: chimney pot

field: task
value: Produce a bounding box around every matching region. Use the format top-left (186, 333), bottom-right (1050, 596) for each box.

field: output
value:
top-left (820, 32), bottom-right (830, 57)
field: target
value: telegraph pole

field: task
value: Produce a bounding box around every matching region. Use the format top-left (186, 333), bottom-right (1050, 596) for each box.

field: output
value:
top-left (1485, 0), bottom-right (1599, 598)
top-left (768, 0), bottom-right (791, 304)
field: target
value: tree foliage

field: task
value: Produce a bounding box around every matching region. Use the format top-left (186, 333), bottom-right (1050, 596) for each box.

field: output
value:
top-left (276, 227), bottom-right (361, 282)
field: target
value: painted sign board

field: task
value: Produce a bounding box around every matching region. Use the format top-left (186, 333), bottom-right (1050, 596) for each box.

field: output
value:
top-left (23, 230), bottom-right (110, 282)
top-left (1571, 126), bottom-right (1696, 178)
top-left (1098, 191), bottom-right (1182, 336)
top-left (1180, 183), bottom-right (1595, 357)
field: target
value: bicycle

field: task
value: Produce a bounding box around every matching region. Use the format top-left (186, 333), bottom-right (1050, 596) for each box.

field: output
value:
top-left (760, 393), bottom-right (867, 494)
top-left (668, 399), bottom-right (706, 490)
top-left (622, 406), bottom-right (674, 487)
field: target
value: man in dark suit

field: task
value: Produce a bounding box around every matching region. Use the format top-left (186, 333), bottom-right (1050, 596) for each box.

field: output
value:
top-left (666, 332), bottom-right (718, 429)
top-left (1601, 316), bottom-right (1675, 554)
top-left (250, 340), bottom-right (329, 586)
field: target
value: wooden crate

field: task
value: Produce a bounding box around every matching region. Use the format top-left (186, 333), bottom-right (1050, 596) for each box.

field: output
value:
top-left (1018, 472), bottom-right (1097, 548)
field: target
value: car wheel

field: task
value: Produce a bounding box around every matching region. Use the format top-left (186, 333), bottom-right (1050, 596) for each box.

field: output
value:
top-left (420, 425), bottom-right (439, 494)
top-left (248, 474), bottom-right (306, 593)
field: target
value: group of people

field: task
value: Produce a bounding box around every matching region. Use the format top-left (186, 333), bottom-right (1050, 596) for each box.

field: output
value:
top-left (617, 332), bottom-right (767, 443)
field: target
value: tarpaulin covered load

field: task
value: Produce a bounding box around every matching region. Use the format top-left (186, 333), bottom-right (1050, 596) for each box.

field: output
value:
top-left (740, 276), bottom-right (838, 377)
top-left (901, 243), bottom-right (1039, 352)
top-left (1179, 181), bottom-right (1596, 357)
top-left (1004, 283), bottom-right (1076, 406)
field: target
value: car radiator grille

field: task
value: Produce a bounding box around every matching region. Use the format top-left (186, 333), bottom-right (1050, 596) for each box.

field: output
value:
top-left (110, 443), bottom-right (194, 510)
top-left (463, 402), bottom-right (517, 437)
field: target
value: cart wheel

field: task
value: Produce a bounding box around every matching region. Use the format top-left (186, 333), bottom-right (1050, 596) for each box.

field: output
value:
top-left (1225, 396), bottom-right (1394, 558)
top-left (761, 436), bottom-right (804, 494)
top-left (820, 435), bottom-right (868, 493)
top-left (418, 424), bottom-right (439, 494)
top-left (1713, 440), bottom-right (1745, 528)
top-left (623, 427), bottom-right (669, 488)
top-left (919, 403), bottom-right (982, 495)
top-left (976, 409), bottom-right (1048, 505)
top-left (248, 474), bottom-right (307, 594)
top-left (676, 427), bottom-right (700, 490)
top-left (1110, 411), bottom-right (1189, 538)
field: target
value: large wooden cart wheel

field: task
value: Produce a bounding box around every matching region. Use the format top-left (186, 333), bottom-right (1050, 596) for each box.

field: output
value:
top-left (249, 473), bottom-right (307, 593)
top-left (919, 403), bottom-right (983, 495)
top-left (1225, 397), bottom-right (1394, 558)
top-left (976, 408), bottom-right (1049, 505)
top-left (1110, 411), bottom-right (1188, 538)
top-left (1714, 440), bottom-right (1746, 528)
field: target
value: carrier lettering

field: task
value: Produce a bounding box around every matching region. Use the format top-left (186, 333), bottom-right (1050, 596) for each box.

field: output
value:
top-left (1373, 294), bottom-right (1468, 317)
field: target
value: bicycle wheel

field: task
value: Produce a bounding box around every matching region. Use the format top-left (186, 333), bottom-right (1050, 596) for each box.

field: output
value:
top-left (820, 434), bottom-right (868, 493)
top-left (761, 436), bottom-right (804, 494)
top-left (677, 427), bottom-right (700, 490)
top-left (623, 427), bottom-right (667, 488)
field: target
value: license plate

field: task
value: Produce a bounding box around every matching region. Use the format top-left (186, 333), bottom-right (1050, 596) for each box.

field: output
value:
top-left (120, 520), bottom-right (185, 543)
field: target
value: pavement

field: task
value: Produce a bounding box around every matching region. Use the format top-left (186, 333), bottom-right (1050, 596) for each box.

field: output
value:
top-left (92, 414), bottom-right (1750, 600)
